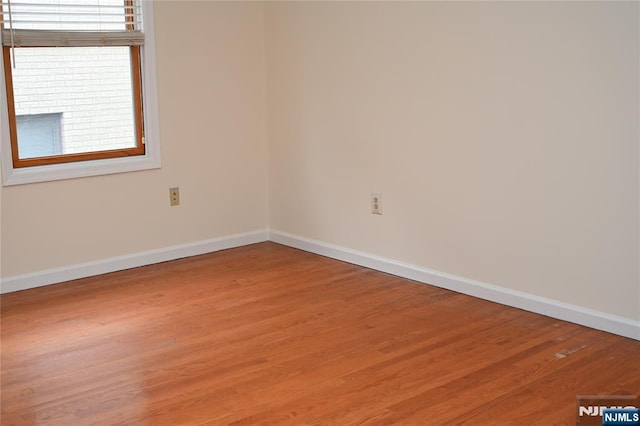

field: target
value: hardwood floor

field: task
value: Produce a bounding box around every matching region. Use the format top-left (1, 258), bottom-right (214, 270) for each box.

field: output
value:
top-left (1, 242), bottom-right (638, 425)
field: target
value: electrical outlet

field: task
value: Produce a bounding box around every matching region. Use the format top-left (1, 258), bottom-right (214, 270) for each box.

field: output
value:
top-left (169, 187), bottom-right (180, 206)
top-left (371, 192), bottom-right (382, 215)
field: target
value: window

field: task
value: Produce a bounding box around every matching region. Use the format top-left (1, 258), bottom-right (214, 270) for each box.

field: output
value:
top-left (16, 112), bottom-right (62, 157)
top-left (0, 0), bottom-right (160, 185)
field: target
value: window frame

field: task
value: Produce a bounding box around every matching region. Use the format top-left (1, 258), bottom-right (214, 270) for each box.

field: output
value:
top-left (0, 0), bottom-right (160, 186)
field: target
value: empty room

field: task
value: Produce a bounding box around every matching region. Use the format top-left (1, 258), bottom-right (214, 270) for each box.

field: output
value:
top-left (1, 1), bottom-right (639, 424)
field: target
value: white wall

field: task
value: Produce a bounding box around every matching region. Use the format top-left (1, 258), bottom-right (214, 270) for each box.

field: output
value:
top-left (0, 156), bottom-right (2, 282)
top-left (1, 1), bottom-right (268, 276)
top-left (265, 2), bottom-right (639, 322)
top-left (1, 1), bottom-right (637, 328)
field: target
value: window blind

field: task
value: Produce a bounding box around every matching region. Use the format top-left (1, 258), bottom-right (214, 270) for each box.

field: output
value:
top-left (1, 0), bottom-right (144, 47)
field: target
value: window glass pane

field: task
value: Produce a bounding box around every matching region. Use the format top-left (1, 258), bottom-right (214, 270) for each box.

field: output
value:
top-left (11, 46), bottom-right (136, 158)
top-left (16, 113), bottom-right (62, 158)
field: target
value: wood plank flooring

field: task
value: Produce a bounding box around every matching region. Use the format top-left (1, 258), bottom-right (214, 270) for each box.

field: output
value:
top-left (1, 242), bottom-right (638, 425)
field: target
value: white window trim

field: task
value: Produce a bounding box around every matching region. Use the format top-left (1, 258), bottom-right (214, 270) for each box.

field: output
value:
top-left (0, 1), bottom-right (161, 186)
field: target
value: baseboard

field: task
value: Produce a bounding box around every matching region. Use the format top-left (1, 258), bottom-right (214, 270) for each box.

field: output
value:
top-left (0, 230), bottom-right (269, 294)
top-left (269, 230), bottom-right (640, 341)
top-left (2, 228), bottom-right (637, 340)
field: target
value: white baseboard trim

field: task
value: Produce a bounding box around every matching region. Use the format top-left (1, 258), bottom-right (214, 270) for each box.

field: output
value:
top-left (2, 228), bottom-right (637, 340)
top-left (269, 230), bottom-right (640, 341)
top-left (0, 230), bottom-right (269, 294)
